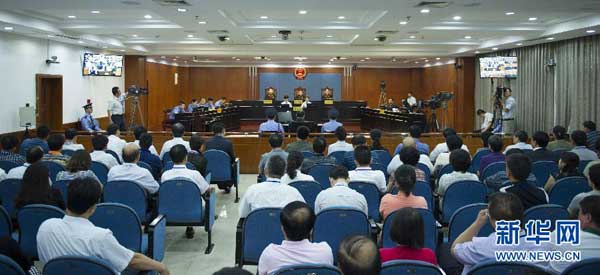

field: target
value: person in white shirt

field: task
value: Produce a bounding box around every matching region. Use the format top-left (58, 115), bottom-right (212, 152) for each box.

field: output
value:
top-left (107, 143), bottom-right (159, 194)
top-left (315, 166), bottom-right (368, 215)
top-left (437, 149), bottom-right (479, 197)
top-left (133, 126), bottom-right (158, 156)
top-left (387, 137), bottom-right (433, 175)
top-left (106, 123), bottom-right (126, 162)
top-left (501, 87), bottom-right (516, 134)
top-left (258, 201), bottom-right (333, 275)
top-left (7, 146), bottom-right (44, 180)
top-left (406, 92), bottom-right (417, 108)
top-left (239, 155), bottom-right (305, 218)
top-left (280, 151), bottom-right (315, 185)
top-left (300, 96), bottom-right (311, 110)
top-left (430, 128), bottom-right (470, 163)
top-left (281, 95), bottom-right (293, 108)
top-left (37, 177), bottom-right (169, 274)
top-left (434, 135), bottom-right (466, 172)
top-left (476, 109), bottom-right (494, 133)
top-left (328, 126), bottom-right (353, 155)
top-left (107, 86), bottom-right (127, 131)
top-left (503, 130), bottom-right (533, 154)
top-left (90, 135), bottom-right (119, 169)
top-left (61, 128), bottom-right (85, 151)
top-left (159, 123), bottom-right (190, 160)
top-left (348, 146), bottom-right (387, 193)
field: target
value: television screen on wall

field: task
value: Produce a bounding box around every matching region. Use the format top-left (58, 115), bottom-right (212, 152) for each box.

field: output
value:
top-left (479, 56), bottom-right (518, 78)
top-left (82, 53), bottom-right (123, 76)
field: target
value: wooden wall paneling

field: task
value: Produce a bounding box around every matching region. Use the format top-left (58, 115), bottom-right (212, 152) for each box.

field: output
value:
top-left (124, 56), bottom-right (148, 128)
top-left (453, 58), bottom-right (476, 132)
top-left (421, 64), bottom-right (457, 129)
top-left (350, 68), bottom-right (421, 107)
top-left (189, 67), bottom-right (251, 101)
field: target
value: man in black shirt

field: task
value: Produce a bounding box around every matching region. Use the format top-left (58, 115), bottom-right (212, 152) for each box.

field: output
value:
top-left (526, 131), bottom-right (559, 162)
top-left (205, 123), bottom-right (236, 192)
top-left (188, 134), bottom-right (208, 177)
top-left (500, 153), bottom-right (548, 209)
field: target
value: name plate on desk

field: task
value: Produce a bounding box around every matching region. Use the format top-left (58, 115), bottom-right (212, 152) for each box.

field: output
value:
top-left (263, 100), bottom-right (273, 105)
top-left (293, 106), bottom-right (302, 112)
top-left (324, 100), bottom-right (334, 105)
top-left (293, 100), bottom-right (303, 105)
top-left (379, 109), bottom-right (385, 114)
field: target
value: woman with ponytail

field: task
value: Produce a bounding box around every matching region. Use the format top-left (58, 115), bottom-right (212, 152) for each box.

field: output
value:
top-left (281, 151), bottom-right (315, 185)
top-left (370, 129), bottom-right (387, 152)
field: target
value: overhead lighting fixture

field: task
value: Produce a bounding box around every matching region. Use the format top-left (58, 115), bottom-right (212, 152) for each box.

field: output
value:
top-left (373, 38), bottom-right (378, 41)
top-left (436, 57), bottom-right (440, 60)
top-left (528, 17), bottom-right (537, 21)
top-left (505, 12), bottom-right (515, 15)
top-left (337, 16), bottom-right (346, 20)
top-left (187, 34), bottom-right (194, 38)
top-left (173, 58), bottom-right (177, 61)
top-left (236, 58), bottom-right (241, 61)
top-left (144, 14), bottom-right (152, 19)
top-left (340, 57), bottom-right (347, 60)
top-left (399, 21), bottom-right (408, 25)
top-left (198, 21), bottom-right (207, 24)
top-left (326, 34), bottom-right (333, 38)
top-left (414, 61), bottom-right (419, 64)
top-left (260, 16), bottom-right (268, 19)
top-left (464, 35), bottom-right (472, 39)
top-left (364, 57), bottom-right (370, 60)
top-left (420, 9), bottom-right (430, 14)
top-left (132, 34), bottom-right (138, 37)
top-left (299, 10), bottom-right (307, 15)
top-left (120, 49), bottom-right (126, 52)
top-left (546, 37), bottom-right (554, 40)
top-left (360, 59), bottom-right (365, 62)
top-left (78, 40), bottom-right (84, 44)
top-left (424, 59), bottom-right (429, 62)
top-left (492, 47), bottom-right (498, 50)
top-left (91, 10), bottom-right (100, 14)
top-left (516, 43), bottom-right (523, 46)
top-left (391, 58), bottom-right (397, 62)
top-left (586, 30), bottom-right (596, 33)
top-left (3, 26), bottom-right (14, 31)
top-left (271, 35), bottom-right (277, 38)
top-left (453, 16), bottom-right (462, 20)
top-left (177, 8), bottom-right (187, 12)
top-left (67, 15), bottom-right (76, 19)
top-left (409, 35), bottom-right (416, 39)
top-left (475, 51), bottom-right (480, 54)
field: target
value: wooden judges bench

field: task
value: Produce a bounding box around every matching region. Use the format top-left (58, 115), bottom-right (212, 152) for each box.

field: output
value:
top-left (360, 107), bottom-right (427, 132)
top-left (69, 131), bottom-right (508, 174)
top-left (232, 100), bottom-right (366, 124)
top-left (172, 106), bottom-right (240, 132)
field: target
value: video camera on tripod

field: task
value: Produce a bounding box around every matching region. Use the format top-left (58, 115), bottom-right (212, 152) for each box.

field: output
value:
top-left (423, 91), bottom-right (454, 110)
top-left (127, 85), bottom-right (149, 97)
top-left (126, 85), bottom-right (149, 130)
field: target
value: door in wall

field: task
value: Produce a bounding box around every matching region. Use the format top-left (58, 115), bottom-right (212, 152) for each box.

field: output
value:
top-left (36, 74), bottom-right (63, 130)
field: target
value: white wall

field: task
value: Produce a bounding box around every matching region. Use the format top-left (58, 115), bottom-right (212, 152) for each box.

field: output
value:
top-left (0, 31), bottom-right (124, 133)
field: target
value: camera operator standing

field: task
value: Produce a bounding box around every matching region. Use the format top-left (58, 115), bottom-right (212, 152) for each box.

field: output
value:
top-left (501, 87), bottom-right (516, 134)
top-left (107, 86), bottom-right (127, 131)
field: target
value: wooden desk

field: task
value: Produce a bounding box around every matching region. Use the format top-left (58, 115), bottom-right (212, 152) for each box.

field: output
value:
top-left (360, 107), bottom-right (427, 132)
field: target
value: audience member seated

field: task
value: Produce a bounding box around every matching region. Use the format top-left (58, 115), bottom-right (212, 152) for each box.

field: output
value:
top-left (90, 134), bottom-right (119, 169)
top-left (369, 129), bottom-right (387, 152)
top-left (388, 146), bottom-right (427, 183)
top-left (42, 134), bottom-right (70, 166)
top-left (61, 128), bottom-right (85, 151)
top-left (342, 134), bottom-right (369, 170)
top-left (380, 165), bottom-right (428, 220)
top-left (321, 109), bottom-right (343, 133)
top-left (108, 143), bottom-right (159, 194)
top-left (338, 235), bottom-right (381, 275)
top-left (80, 101), bottom-right (102, 132)
top-left (213, 267), bottom-right (252, 275)
top-left (239, 155), bottom-right (304, 218)
top-left (476, 131), bottom-right (493, 154)
top-left (547, 125), bottom-right (574, 151)
top-left (315, 166), bottom-right (367, 215)
top-left (568, 163), bottom-right (600, 216)
top-left (56, 150), bottom-right (100, 182)
top-left (348, 146), bottom-right (387, 193)
top-left (285, 126), bottom-right (312, 153)
top-left (300, 137), bottom-right (336, 173)
top-left (0, 237), bottom-right (39, 274)
top-left (549, 195), bottom-right (600, 273)
top-left (433, 134), bottom-right (465, 172)
top-left (570, 130), bottom-right (599, 161)
top-left (139, 133), bottom-right (162, 179)
top-left (258, 134), bottom-right (288, 176)
top-left (328, 126), bottom-right (353, 155)
top-left (7, 146), bottom-right (44, 179)
top-left (451, 192), bottom-right (552, 274)
top-left (500, 153), bottom-right (548, 209)
top-left (133, 126), bottom-right (158, 156)
top-left (160, 123), bottom-right (190, 160)
top-left (0, 169), bottom-right (5, 182)
top-left (106, 123), bottom-right (127, 161)
top-left (188, 134), bottom-right (208, 177)
top-left (20, 125), bottom-right (50, 154)
top-left (281, 151), bottom-right (315, 185)
top-left (430, 128), bottom-right (469, 163)
top-left (257, 201), bottom-right (333, 275)
top-left (379, 207), bottom-right (437, 265)
top-left (479, 134), bottom-right (505, 175)
top-left (14, 162), bottom-right (65, 210)
top-left (37, 178), bottom-right (169, 274)
top-left (205, 123), bottom-right (236, 192)
top-left (503, 130), bottom-right (533, 153)
top-left (437, 149), bottom-right (478, 197)
top-left (258, 109), bottom-right (284, 134)
top-left (526, 131), bottom-right (558, 162)
top-left (387, 137), bottom-right (433, 175)
top-left (583, 121), bottom-right (599, 149)
top-left (394, 125), bottom-right (430, 156)
top-left (0, 134), bottom-right (25, 165)
top-left (544, 152), bottom-right (583, 192)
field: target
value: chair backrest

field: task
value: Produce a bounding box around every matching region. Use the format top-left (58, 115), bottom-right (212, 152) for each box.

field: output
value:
top-left (372, 150), bottom-right (392, 167)
top-left (158, 180), bottom-right (204, 224)
top-left (241, 208), bottom-right (284, 265)
top-left (90, 161), bottom-right (109, 185)
top-left (578, 160), bottom-right (591, 173)
top-left (289, 181), bottom-right (323, 209)
top-left (89, 203), bottom-right (143, 252)
top-left (104, 180), bottom-right (148, 223)
top-left (161, 152), bottom-right (172, 163)
top-left (137, 161), bottom-right (153, 173)
top-left (523, 204), bottom-right (569, 231)
top-left (328, 151), bottom-right (347, 166)
top-left (469, 261), bottom-right (550, 275)
top-left (0, 254), bottom-right (26, 275)
top-left (469, 149), bottom-right (491, 173)
top-left (416, 163), bottom-right (431, 182)
top-left (448, 203), bottom-right (493, 243)
top-left (442, 180), bottom-right (487, 223)
top-left (313, 208), bottom-right (371, 262)
top-left (42, 161), bottom-right (65, 182)
top-left (301, 151), bottom-right (315, 159)
top-left (548, 176), bottom-right (591, 208)
top-left (308, 164), bottom-right (336, 189)
top-left (438, 164), bottom-right (454, 179)
top-left (43, 256), bottom-right (118, 275)
top-left (348, 181), bottom-right (382, 221)
top-left (17, 204), bottom-right (65, 258)
top-left (562, 258), bottom-right (600, 275)
top-left (205, 149), bottom-right (232, 182)
top-left (381, 260), bottom-right (444, 275)
top-left (52, 180), bottom-right (69, 203)
top-left (382, 208), bottom-right (437, 251)
top-left (370, 162), bottom-right (388, 177)
top-left (532, 161), bottom-right (559, 188)
top-left (273, 264), bottom-right (341, 275)
top-left (0, 161), bottom-right (19, 173)
top-left (481, 161), bottom-right (506, 180)
top-left (106, 150), bottom-right (121, 164)
top-left (0, 179), bottom-right (21, 217)
top-left (0, 205), bottom-right (11, 237)
top-left (60, 149), bottom-right (76, 157)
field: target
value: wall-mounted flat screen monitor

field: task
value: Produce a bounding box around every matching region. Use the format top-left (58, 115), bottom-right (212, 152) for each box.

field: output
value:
top-left (479, 56), bottom-right (518, 78)
top-left (83, 53), bottom-right (123, 76)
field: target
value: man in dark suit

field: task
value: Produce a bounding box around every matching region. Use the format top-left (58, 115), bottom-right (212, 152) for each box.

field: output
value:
top-left (526, 131), bottom-right (559, 163)
top-left (205, 122), bottom-right (236, 192)
top-left (188, 134), bottom-right (208, 177)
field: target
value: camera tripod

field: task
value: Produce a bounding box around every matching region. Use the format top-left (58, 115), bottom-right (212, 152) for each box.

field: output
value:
top-left (427, 109), bottom-right (440, 132)
top-left (127, 95), bottom-right (145, 130)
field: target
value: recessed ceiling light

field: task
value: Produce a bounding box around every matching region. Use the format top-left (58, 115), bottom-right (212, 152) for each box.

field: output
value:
top-left (299, 10), bottom-right (307, 15)
top-left (373, 38), bottom-right (378, 41)
top-left (516, 43), bottom-right (523, 46)
top-left (67, 15), bottom-right (76, 19)
top-left (260, 16), bottom-right (268, 19)
top-left (528, 17), bottom-right (537, 21)
top-left (326, 34), bottom-right (333, 38)
top-left (173, 58), bottom-right (177, 61)
top-left (586, 30), bottom-right (596, 33)
top-left (436, 57), bottom-right (440, 60)
top-left (453, 16), bottom-right (462, 20)
top-left (132, 34), bottom-right (138, 37)
top-left (3, 26), bottom-right (13, 31)
top-left (91, 10), bottom-right (100, 14)
top-left (365, 57), bottom-right (370, 60)
top-left (271, 35), bottom-right (277, 38)
top-left (464, 35), bottom-right (472, 39)
top-left (198, 21), bottom-right (207, 24)
top-left (399, 21), bottom-right (408, 25)
top-left (144, 14), bottom-right (152, 19)
top-left (505, 12), bottom-right (515, 15)
top-left (236, 58), bottom-right (241, 61)
top-left (120, 49), bottom-right (126, 52)
top-left (546, 37), bottom-right (554, 40)
top-left (492, 47), bottom-right (498, 50)
top-left (424, 60), bottom-right (429, 62)
top-left (475, 51), bottom-right (480, 54)
top-left (78, 40), bottom-right (84, 44)
top-left (177, 8), bottom-right (187, 12)
top-left (360, 59), bottom-right (365, 62)
top-left (340, 57), bottom-right (347, 60)
top-left (420, 9), bottom-right (430, 14)
top-left (409, 35), bottom-right (416, 39)
top-left (415, 61), bottom-right (419, 64)
top-left (337, 16), bottom-right (346, 20)
top-left (187, 34), bottom-right (194, 38)
top-left (392, 58), bottom-right (397, 62)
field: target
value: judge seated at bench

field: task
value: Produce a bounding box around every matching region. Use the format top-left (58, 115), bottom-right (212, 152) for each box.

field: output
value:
top-left (259, 109), bottom-right (284, 133)
top-left (321, 109), bottom-right (343, 133)
top-left (382, 98), bottom-right (399, 112)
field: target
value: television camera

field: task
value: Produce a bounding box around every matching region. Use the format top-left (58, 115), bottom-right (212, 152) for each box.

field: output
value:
top-left (422, 91), bottom-right (454, 132)
top-left (126, 85), bottom-right (148, 130)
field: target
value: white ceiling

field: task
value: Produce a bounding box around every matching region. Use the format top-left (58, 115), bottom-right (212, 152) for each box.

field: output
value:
top-left (1, 0), bottom-right (600, 67)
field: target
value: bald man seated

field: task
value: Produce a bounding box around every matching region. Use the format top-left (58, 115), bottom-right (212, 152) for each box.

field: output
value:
top-left (107, 143), bottom-right (160, 194)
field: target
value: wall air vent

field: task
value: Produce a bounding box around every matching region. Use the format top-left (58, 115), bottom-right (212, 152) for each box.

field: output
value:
top-left (152, 0), bottom-right (191, 6)
top-left (415, 2), bottom-right (450, 8)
